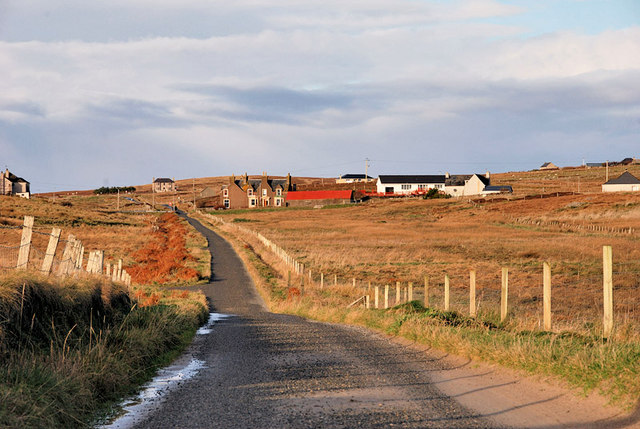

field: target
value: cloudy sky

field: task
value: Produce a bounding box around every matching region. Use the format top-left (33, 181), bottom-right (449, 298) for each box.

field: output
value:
top-left (1, 0), bottom-right (639, 192)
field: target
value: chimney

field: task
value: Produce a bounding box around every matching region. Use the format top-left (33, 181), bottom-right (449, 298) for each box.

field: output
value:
top-left (485, 171), bottom-right (490, 179)
top-left (287, 173), bottom-right (292, 190)
top-left (243, 172), bottom-right (248, 184)
top-left (445, 172), bottom-right (450, 179)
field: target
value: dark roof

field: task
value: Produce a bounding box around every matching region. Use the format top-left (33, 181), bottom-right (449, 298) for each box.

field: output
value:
top-left (378, 175), bottom-right (446, 184)
top-left (287, 190), bottom-right (353, 201)
top-left (5, 171), bottom-right (28, 184)
top-left (340, 174), bottom-right (373, 179)
top-left (154, 177), bottom-right (174, 183)
top-left (540, 162), bottom-right (554, 168)
top-left (445, 174), bottom-right (490, 187)
top-left (603, 171), bottom-right (640, 185)
top-left (484, 185), bottom-right (513, 192)
top-left (586, 163), bottom-right (604, 167)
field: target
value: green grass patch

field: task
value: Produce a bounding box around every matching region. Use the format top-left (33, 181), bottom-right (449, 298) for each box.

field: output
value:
top-left (0, 272), bottom-right (208, 427)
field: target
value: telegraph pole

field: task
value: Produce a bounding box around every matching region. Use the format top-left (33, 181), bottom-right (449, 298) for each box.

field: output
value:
top-left (193, 178), bottom-right (196, 210)
top-left (365, 158), bottom-right (370, 181)
top-left (117, 188), bottom-right (120, 211)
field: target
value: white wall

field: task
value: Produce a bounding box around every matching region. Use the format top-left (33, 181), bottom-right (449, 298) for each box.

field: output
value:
top-left (602, 184), bottom-right (640, 192)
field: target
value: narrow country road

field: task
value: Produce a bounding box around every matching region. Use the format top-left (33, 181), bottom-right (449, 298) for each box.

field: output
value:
top-left (124, 213), bottom-right (499, 428)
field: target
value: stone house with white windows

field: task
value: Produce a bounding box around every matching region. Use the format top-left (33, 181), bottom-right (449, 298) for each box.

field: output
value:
top-left (1, 168), bottom-right (30, 198)
top-left (221, 173), bottom-right (294, 209)
top-left (153, 177), bottom-right (176, 193)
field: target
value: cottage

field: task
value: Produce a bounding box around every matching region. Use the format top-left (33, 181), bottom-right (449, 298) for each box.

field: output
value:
top-left (153, 177), bottom-right (176, 193)
top-left (444, 173), bottom-right (490, 197)
top-left (539, 162), bottom-right (559, 170)
top-left (376, 175), bottom-right (446, 195)
top-left (1, 168), bottom-right (30, 199)
top-left (221, 173), bottom-right (294, 209)
top-left (336, 174), bottom-right (374, 184)
top-left (286, 190), bottom-right (354, 207)
top-left (602, 171), bottom-right (640, 193)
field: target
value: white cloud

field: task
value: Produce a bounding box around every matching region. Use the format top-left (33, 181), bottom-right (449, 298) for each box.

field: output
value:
top-left (1, 1), bottom-right (639, 191)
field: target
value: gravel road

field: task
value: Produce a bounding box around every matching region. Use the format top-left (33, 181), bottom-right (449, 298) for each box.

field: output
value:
top-left (129, 214), bottom-right (502, 428)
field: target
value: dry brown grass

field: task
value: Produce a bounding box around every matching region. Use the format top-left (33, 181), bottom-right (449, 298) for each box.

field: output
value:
top-left (207, 183), bottom-right (640, 336)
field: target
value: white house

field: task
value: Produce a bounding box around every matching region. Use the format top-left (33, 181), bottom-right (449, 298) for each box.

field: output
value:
top-left (444, 173), bottom-right (490, 197)
top-left (376, 175), bottom-right (446, 195)
top-left (602, 171), bottom-right (640, 193)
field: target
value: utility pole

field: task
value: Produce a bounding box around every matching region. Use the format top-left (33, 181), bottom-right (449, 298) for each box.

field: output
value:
top-left (606, 160), bottom-right (609, 182)
top-left (117, 188), bottom-right (120, 211)
top-left (152, 179), bottom-right (155, 210)
top-left (365, 158), bottom-right (370, 180)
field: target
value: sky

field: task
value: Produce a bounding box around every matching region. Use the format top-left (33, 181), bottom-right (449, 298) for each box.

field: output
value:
top-left (0, 0), bottom-right (639, 193)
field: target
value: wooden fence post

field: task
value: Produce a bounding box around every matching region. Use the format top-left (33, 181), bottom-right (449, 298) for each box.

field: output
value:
top-left (424, 276), bottom-right (429, 307)
top-left (444, 274), bottom-right (450, 311)
top-left (543, 261), bottom-right (551, 331)
top-left (96, 251), bottom-right (104, 275)
top-left (321, 272), bottom-right (324, 289)
top-left (384, 284), bottom-right (389, 309)
top-left (501, 267), bottom-right (509, 322)
top-left (57, 235), bottom-right (76, 275)
top-left (41, 227), bottom-right (61, 274)
top-left (396, 281), bottom-right (401, 305)
top-left (469, 270), bottom-right (476, 317)
top-left (408, 282), bottom-right (413, 301)
top-left (365, 294), bottom-right (370, 309)
top-left (16, 216), bottom-right (34, 270)
top-left (118, 259), bottom-right (123, 282)
top-left (375, 286), bottom-right (379, 309)
top-left (334, 274), bottom-right (337, 286)
top-left (603, 246), bottom-right (613, 338)
top-left (353, 278), bottom-right (356, 288)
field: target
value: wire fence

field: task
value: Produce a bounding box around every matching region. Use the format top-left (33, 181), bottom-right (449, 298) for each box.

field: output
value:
top-left (200, 211), bottom-right (640, 339)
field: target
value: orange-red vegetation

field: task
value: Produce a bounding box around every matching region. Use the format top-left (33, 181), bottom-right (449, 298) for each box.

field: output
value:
top-left (128, 213), bottom-right (199, 285)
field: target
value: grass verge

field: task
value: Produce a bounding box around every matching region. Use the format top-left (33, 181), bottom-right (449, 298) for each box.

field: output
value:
top-left (0, 271), bottom-right (208, 428)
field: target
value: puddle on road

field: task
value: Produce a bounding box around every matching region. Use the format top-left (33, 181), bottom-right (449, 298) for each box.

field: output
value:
top-left (99, 313), bottom-right (230, 429)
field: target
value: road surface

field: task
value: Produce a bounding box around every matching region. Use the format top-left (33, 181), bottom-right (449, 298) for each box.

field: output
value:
top-left (121, 214), bottom-right (636, 429)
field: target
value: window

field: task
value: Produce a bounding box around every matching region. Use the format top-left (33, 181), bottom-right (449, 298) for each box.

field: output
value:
top-left (435, 184), bottom-right (443, 189)
top-left (248, 189), bottom-right (253, 196)
top-left (401, 184), bottom-right (412, 190)
top-left (276, 198), bottom-right (282, 206)
top-left (224, 199), bottom-right (230, 208)
top-left (250, 198), bottom-right (256, 207)
top-left (418, 184), bottom-right (427, 190)
top-left (276, 189), bottom-right (282, 196)
top-left (262, 189), bottom-right (267, 196)
top-left (223, 189), bottom-right (228, 197)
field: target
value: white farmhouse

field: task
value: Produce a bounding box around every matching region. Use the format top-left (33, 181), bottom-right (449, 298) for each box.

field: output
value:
top-left (444, 173), bottom-right (490, 197)
top-left (376, 175), bottom-right (446, 195)
top-left (602, 171), bottom-right (640, 193)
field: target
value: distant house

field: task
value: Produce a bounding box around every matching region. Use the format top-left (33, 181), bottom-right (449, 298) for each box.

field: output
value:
top-left (586, 162), bottom-right (604, 168)
top-left (376, 175), bottom-right (446, 195)
top-left (286, 190), bottom-right (354, 207)
top-left (444, 172), bottom-right (512, 196)
top-left (1, 168), bottom-right (30, 199)
top-left (199, 187), bottom-right (217, 199)
top-left (444, 173), bottom-right (490, 197)
top-left (153, 177), bottom-right (176, 193)
top-left (539, 162), bottom-right (559, 170)
top-left (221, 173), bottom-right (294, 209)
top-left (336, 174), bottom-right (375, 184)
top-left (602, 171), bottom-right (640, 193)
